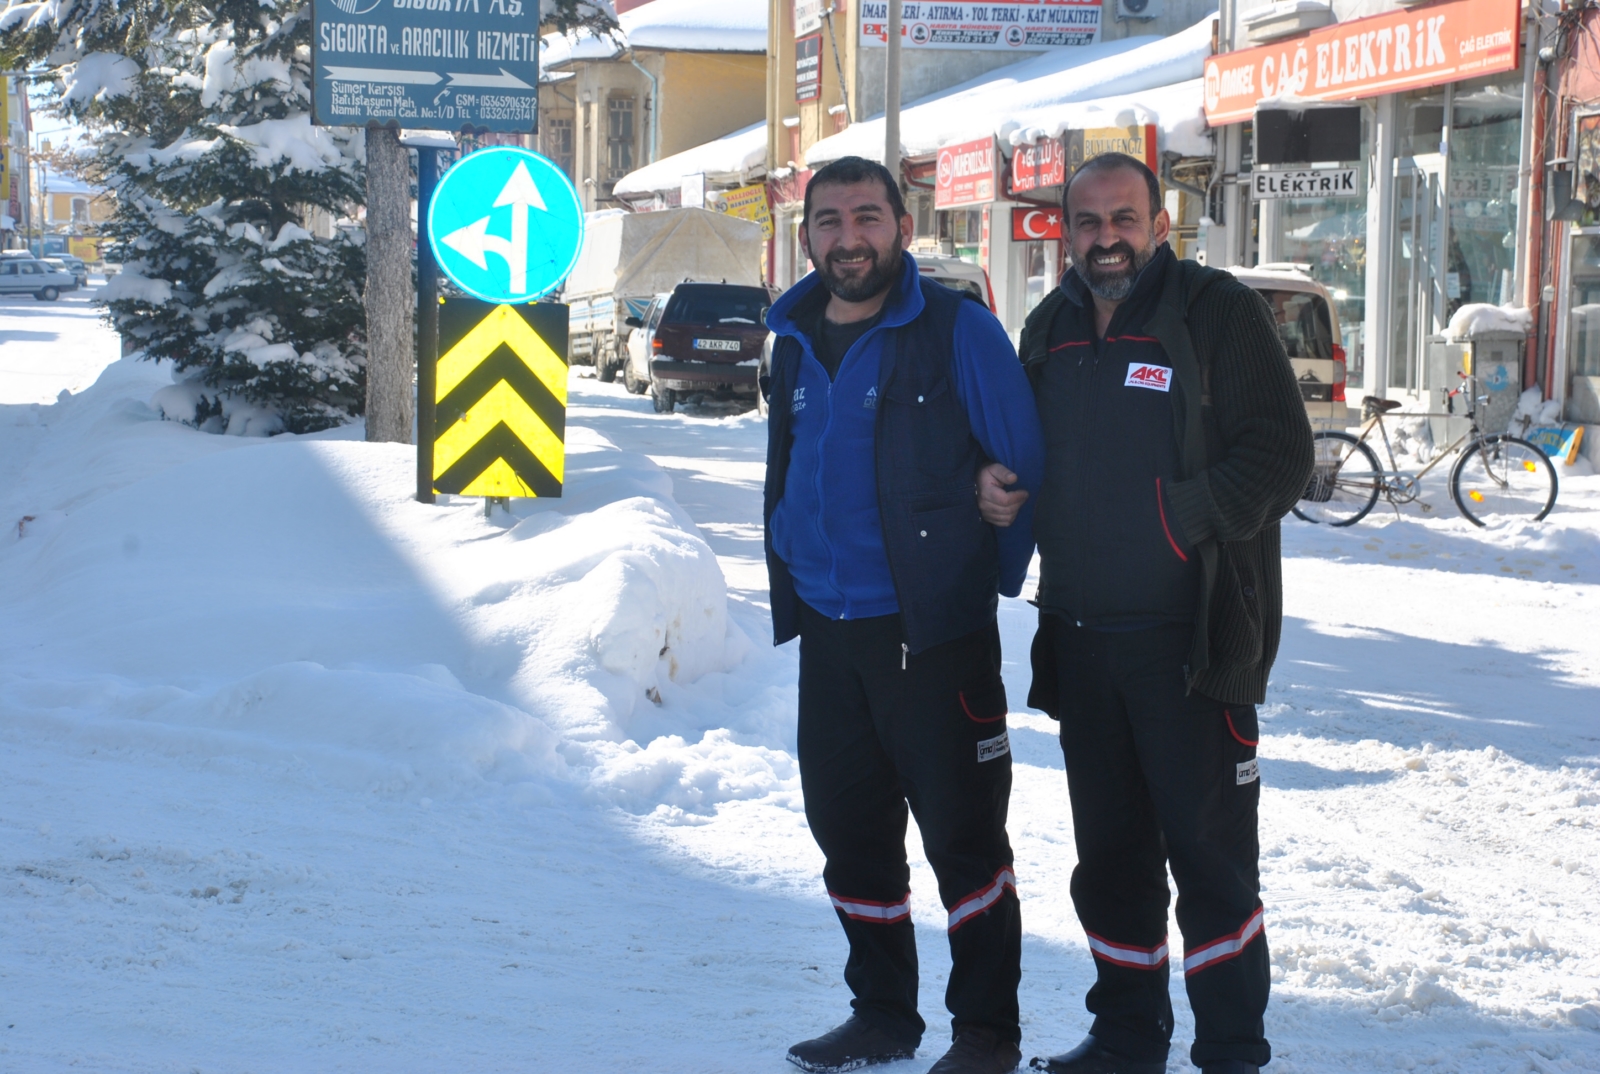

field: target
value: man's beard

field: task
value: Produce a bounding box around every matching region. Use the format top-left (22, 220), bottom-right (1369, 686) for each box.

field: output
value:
top-left (817, 240), bottom-right (903, 302)
top-left (1073, 238), bottom-right (1157, 301)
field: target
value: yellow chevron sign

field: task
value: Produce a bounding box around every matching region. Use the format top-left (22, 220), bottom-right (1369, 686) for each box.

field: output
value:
top-left (431, 299), bottom-right (569, 498)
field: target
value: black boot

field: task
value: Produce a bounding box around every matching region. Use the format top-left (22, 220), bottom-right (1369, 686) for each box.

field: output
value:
top-left (1028, 1036), bottom-right (1166, 1074)
top-left (1202, 1063), bottom-right (1258, 1074)
top-left (787, 1016), bottom-right (920, 1072)
top-left (926, 1027), bottom-right (1021, 1074)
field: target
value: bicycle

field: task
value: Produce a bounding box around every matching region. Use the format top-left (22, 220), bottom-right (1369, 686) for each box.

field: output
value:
top-left (1292, 373), bottom-right (1559, 528)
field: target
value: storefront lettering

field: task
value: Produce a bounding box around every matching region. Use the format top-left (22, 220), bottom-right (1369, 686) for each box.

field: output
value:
top-left (1204, 0), bottom-right (1516, 125)
top-left (1252, 168), bottom-right (1360, 199)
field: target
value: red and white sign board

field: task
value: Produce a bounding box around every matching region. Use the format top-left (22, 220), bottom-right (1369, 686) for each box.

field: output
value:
top-left (860, 0), bottom-right (1102, 51)
top-left (1203, 0), bottom-right (1520, 126)
top-left (1012, 207), bottom-right (1063, 241)
top-left (1010, 138), bottom-right (1066, 194)
top-left (935, 137), bottom-right (997, 209)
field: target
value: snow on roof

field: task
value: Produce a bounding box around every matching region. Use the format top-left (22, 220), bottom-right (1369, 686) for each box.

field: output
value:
top-left (805, 14), bottom-right (1217, 167)
top-left (611, 121), bottom-right (766, 197)
top-left (541, 0), bottom-right (766, 69)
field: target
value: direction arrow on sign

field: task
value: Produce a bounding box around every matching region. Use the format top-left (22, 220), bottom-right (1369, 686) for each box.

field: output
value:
top-left (432, 300), bottom-right (569, 499)
top-left (440, 162), bottom-right (548, 296)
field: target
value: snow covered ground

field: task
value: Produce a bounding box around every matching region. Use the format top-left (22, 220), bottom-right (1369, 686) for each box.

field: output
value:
top-left (1, 293), bottom-right (1597, 1072)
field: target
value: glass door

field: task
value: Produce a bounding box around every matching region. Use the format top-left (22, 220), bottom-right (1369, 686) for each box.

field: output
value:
top-left (1390, 153), bottom-right (1445, 393)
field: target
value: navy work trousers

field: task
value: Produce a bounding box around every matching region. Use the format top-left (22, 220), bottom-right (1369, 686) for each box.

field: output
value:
top-left (797, 601), bottom-right (1022, 1045)
top-left (1034, 615), bottom-right (1271, 1069)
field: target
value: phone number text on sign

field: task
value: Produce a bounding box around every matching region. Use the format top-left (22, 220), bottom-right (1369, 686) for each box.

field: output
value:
top-left (859, 0), bottom-right (1102, 50)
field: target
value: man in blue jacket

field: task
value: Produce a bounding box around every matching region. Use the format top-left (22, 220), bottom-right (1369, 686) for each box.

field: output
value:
top-left (763, 155), bottom-right (1044, 1074)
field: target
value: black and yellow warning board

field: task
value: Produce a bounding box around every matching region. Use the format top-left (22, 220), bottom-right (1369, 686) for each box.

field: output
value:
top-left (431, 299), bottom-right (568, 498)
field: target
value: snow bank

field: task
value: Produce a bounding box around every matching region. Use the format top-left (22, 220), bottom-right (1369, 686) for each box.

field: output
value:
top-left (1444, 302), bottom-right (1532, 341)
top-left (805, 14), bottom-right (1215, 166)
top-left (1, 356), bottom-right (753, 803)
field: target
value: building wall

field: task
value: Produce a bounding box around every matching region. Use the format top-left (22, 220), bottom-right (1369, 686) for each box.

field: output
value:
top-left (657, 51), bottom-right (766, 157)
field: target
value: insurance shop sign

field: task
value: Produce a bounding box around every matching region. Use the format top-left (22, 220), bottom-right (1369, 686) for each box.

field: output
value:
top-left (1203, 0), bottom-right (1518, 126)
top-left (860, 1), bottom-right (1102, 51)
top-left (936, 137), bottom-right (997, 209)
top-left (311, 0), bottom-right (540, 132)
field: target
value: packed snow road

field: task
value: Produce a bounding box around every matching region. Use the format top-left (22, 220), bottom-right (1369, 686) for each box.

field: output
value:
top-left (0, 296), bottom-right (1596, 1072)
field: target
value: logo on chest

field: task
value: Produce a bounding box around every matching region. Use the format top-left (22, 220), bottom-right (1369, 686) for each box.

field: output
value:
top-left (792, 387), bottom-right (806, 413)
top-left (863, 386), bottom-right (878, 410)
top-left (1124, 362), bottom-right (1173, 392)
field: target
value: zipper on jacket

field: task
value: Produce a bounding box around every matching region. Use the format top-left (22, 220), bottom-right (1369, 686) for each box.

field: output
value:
top-left (901, 642), bottom-right (909, 670)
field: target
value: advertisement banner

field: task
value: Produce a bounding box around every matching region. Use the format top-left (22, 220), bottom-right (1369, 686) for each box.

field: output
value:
top-left (1203, 0), bottom-right (1520, 126)
top-left (796, 34), bottom-right (822, 102)
top-left (794, 0), bottom-right (824, 36)
top-left (1012, 206), bottom-right (1064, 240)
top-left (936, 137), bottom-right (997, 209)
top-left (1010, 138), bottom-right (1066, 193)
top-left (860, 0), bottom-right (1101, 51)
top-left (1064, 124), bottom-right (1158, 176)
top-left (718, 183), bottom-right (774, 239)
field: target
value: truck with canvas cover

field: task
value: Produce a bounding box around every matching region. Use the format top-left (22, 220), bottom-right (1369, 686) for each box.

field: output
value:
top-left (562, 207), bottom-right (766, 382)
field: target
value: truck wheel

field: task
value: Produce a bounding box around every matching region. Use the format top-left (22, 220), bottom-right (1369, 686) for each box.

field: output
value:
top-left (596, 352), bottom-right (618, 383)
top-left (651, 385), bottom-right (676, 414)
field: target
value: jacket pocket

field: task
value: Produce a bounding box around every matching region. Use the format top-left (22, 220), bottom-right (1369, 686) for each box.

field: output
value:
top-left (1208, 542), bottom-right (1263, 667)
top-left (1156, 477), bottom-right (1189, 562)
top-left (883, 376), bottom-right (969, 477)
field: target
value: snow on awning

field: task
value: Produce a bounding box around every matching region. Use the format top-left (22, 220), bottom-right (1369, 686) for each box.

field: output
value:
top-left (1006, 79), bottom-right (1212, 160)
top-left (612, 122), bottom-right (766, 198)
top-left (804, 14), bottom-right (1216, 169)
top-left (541, 0), bottom-right (766, 69)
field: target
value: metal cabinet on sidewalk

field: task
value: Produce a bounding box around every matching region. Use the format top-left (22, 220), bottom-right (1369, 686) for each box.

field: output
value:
top-left (1425, 330), bottom-right (1525, 446)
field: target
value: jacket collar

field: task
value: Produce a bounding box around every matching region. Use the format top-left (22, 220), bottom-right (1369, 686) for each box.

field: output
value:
top-left (766, 251), bottom-right (926, 339)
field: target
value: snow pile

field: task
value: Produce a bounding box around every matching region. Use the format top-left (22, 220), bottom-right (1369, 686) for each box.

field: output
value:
top-left (1444, 302), bottom-right (1533, 341)
top-left (541, 0), bottom-right (765, 69)
top-left (805, 14), bottom-right (1216, 166)
top-left (1, 354), bottom-right (753, 803)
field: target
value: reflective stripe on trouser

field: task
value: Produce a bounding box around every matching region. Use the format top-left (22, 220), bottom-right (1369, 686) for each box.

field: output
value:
top-left (798, 603), bottom-right (1022, 1046)
top-left (1039, 616), bottom-right (1272, 1070)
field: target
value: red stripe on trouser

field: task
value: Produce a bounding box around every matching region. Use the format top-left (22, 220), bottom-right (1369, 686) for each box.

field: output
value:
top-left (1183, 905), bottom-right (1265, 976)
top-left (829, 889), bottom-right (912, 924)
top-left (1085, 929), bottom-right (1170, 969)
top-left (946, 867), bottom-right (1016, 932)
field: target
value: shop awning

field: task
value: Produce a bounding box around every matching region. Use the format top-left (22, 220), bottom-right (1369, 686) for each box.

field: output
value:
top-left (804, 15), bottom-right (1216, 170)
top-left (611, 121), bottom-right (767, 198)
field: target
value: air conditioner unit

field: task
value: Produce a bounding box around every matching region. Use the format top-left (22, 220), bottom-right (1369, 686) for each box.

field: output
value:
top-left (1118, 0), bottom-right (1163, 20)
top-left (1242, 0), bottom-right (1334, 44)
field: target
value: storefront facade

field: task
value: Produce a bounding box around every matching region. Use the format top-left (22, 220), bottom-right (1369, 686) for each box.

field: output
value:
top-left (1205, 0), bottom-right (1530, 407)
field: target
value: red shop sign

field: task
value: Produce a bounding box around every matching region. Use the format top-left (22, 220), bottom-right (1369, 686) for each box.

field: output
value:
top-left (1012, 207), bottom-right (1063, 241)
top-left (935, 137), bottom-right (997, 209)
top-left (1010, 138), bottom-right (1065, 194)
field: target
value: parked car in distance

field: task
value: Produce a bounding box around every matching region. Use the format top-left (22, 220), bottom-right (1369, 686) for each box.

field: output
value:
top-left (0, 257), bottom-right (76, 300)
top-left (643, 282), bottom-right (777, 413)
top-left (915, 253), bottom-right (997, 312)
top-left (1226, 263), bottom-right (1350, 424)
top-left (40, 258), bottom-right (82, 290)
top-left (621, 291), bottom-right (674, 396)
top-left (54, 254), bottom-right (90, 286)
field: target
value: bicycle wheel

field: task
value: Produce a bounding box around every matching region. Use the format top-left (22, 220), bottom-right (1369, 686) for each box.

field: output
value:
top-left (1449, 435), bottom-right (1558, 526)
top-left (1292, 431), bottom-right (1382, 526)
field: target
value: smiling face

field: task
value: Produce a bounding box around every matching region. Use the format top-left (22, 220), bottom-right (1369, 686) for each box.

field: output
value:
top-left (800, 178), bottom-right (914, 307)
top-left (1065, 164), bottom-right (1170, 304)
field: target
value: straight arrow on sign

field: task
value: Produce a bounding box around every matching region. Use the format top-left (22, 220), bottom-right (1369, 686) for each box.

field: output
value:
top-left (447, 68), bottom-right (534, 89)
top-left (440, 161), bottom-right (547, 296)
top-left (323, 66), bottom-right (443, 84)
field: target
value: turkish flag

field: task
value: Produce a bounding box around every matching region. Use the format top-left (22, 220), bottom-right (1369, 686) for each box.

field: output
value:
top-left (1011, 207), bottom-right (1062, 241)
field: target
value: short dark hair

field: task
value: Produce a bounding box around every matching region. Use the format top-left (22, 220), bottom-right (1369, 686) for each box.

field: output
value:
top-left (1062, 152), bottom-right (1163, 220)
top-left (803, 156), bottom-right (908, 229)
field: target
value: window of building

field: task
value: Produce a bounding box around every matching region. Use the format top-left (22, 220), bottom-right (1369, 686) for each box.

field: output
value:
top-left (607, 97), bottom-right (636, 181)
top-left (546, 118), bottom-right (575, 179)
top-left (71, 197), bottom-right (89, 223)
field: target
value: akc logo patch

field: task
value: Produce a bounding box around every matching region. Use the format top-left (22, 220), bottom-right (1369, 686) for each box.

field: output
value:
top-left (1125, 363), bottom-right (1172, 392)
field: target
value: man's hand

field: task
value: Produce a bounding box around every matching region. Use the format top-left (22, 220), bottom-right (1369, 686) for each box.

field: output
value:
top-left (977, 462), bottom-right (1029, 528)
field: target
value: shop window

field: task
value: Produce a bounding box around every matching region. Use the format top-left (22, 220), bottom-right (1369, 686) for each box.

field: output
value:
top-left (1566, 234), bottom-right (1600, 423)
top-left (606, 97), bottom-right (635, 181)
top-left (1446, 75), bottom-right (1522, 315)
top-left (939, 209), bottom-right (984, 264)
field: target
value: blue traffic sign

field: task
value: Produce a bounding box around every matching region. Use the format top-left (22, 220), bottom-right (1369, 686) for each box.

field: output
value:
top-left (426, 147), bottom-right (585, 305)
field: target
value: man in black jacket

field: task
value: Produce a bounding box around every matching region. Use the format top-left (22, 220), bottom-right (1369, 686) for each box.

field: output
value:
top-left (978, 153), bottom-right (1312, 1074)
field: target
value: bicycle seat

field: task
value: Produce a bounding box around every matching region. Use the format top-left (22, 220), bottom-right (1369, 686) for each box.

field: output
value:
top-left (1361, 396), bottom-right (1403, 414)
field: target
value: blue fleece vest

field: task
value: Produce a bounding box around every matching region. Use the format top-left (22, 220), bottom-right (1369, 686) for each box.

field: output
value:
top-left (764, 259), bottom-right (997, 653)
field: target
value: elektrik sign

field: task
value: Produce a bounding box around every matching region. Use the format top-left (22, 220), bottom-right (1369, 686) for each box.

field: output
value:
top-left (311, 0), bottom-right (540, 132)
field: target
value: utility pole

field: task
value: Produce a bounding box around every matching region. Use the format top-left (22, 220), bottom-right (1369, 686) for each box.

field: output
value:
top-left (884, 0), bottom-right (902, 189)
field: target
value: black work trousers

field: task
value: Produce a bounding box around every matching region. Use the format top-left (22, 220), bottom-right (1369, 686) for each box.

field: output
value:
top-left (1033, 615), bottom-right (1270, 1069)
top-left (797, 601), bottom-right (1022, 1046)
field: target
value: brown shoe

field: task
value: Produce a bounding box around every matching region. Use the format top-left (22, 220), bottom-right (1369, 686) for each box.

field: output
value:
top-left (927, 1027), bottom-right (1021, 1074)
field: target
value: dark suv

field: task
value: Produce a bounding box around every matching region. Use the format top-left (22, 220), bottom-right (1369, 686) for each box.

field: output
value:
top-left (643, 282), bottom-right (775, 413)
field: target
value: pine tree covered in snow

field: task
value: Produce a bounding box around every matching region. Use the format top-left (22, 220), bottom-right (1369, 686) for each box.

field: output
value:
top-left (2, 0), bottom-right (616, 435)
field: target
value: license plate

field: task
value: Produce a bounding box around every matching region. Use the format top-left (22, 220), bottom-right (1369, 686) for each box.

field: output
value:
top-left (693, 338), bottom-right (742, 352)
